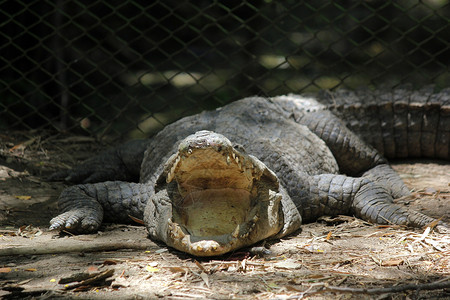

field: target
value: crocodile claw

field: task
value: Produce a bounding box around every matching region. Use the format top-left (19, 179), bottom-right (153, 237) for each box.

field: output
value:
top-left (50, 209), bottom-right (102, 233)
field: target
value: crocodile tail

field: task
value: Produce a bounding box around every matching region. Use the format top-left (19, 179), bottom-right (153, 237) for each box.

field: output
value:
top-left (317, 86), bottom-right (450, 160)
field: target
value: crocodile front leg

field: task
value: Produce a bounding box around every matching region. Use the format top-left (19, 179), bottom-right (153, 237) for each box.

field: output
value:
top-left (289, 174), bottom-right (447, 230)
top-left (352, 178), bottom-right (446, 231)
top-left (50, 182), bottom-right (152, 233)
top-left (361, 164), bottom-right (410, 198)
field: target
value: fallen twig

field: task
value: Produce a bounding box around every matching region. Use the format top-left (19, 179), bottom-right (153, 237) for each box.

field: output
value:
top-left (316, 279), bottom-right (450, 295)
top-left (64, 269), bottom-right (114, 290)
top-left (0, 241), bottom-right (152, 256)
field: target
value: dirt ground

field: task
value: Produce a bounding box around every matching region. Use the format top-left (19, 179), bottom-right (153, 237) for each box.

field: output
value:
top-left (0, 131), bottom-right (449, 299)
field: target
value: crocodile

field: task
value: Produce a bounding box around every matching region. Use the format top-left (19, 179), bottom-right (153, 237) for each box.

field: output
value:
top-left (50, 87), bottom-right (450, 256)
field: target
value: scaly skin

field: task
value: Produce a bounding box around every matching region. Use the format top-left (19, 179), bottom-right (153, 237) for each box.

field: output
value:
top-left (49, 89), bottom-right (449, 256)
top-left (316, 86), bottom-right (450, 159)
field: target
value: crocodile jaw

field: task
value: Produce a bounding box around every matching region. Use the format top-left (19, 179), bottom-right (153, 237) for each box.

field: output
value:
top-left (165, 187), bottom-right (283, 256)
top-left (148, 131), bottom-right (284, 256)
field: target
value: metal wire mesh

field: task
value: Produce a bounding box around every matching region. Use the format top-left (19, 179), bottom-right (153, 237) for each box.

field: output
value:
top-left (1, 0), bottom-right (449, 139)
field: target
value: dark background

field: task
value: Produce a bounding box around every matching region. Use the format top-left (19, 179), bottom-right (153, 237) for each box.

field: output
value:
top-left (1, 0), bottom-right (449, 139)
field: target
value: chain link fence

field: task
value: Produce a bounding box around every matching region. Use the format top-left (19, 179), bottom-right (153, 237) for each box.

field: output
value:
top-left (2, 0), bottom-right (449, 139)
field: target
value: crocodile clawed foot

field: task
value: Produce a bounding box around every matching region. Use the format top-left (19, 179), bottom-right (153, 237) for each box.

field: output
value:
top-left (49, 209), bottom-right (101, 234)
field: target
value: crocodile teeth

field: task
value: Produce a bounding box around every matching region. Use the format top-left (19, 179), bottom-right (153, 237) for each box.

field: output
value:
top-left (174, 156), bottom-right (180, 167)
top-left (166, 156), bottom-right (181, 183)
top-left (167, 169), bottom-right (175, 183)
top-left (168, 219), bottom-right (185, 239)
top-left (232, 225), bottom-right (240, 238)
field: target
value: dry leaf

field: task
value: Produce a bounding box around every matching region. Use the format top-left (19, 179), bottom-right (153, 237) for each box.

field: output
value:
top-left (145, 266), bottom-right (159, 272)
top-left (194, 260), bottom-right (207, 273)
top-left (169, 267), bottom-right (187, 273)
top-left (267, 282), bottom-right (280, 289)
top-left (0, 267), bottom-right (11, 273)
top-left (58, 272), bottom-right (92, 284)
top-left (103, 259), bottom-right (118, 265)
top-left (273, 259), bottom-right (302, 269)
top-left (420, 226), bottom-right (431, 241)
top-left (381, 259), bottom-right (404, 266)
top-left (9, 137), bottom-right (38, 152)
top-left (87, 266), bottom-right (99, 273)
top-left (112, 276), bottom-right (130, 288)
top-left (25, 268), bottom-right (37, 272)
top-left (424, 187), bottom-right (437, 194)
top-left (17, 225), bottom-right (42, 238)
top-left (326, 231), bottom-right (332, 240)
top-left (424, 217), bottom-right (442, 230)
top-left (63, 269), bottom-right (114, 290)
top-left (128, 214), bottom-right (145, 225)
top-left (200, 272), bottom-right (209, 288)
top-left (285, 285), bottom-right (303, 292)
top-left (14, 195), bottom-right (32, 200)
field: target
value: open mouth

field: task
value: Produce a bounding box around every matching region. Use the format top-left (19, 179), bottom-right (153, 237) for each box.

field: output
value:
top-left (158, 131), bottom-right (283, 256)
